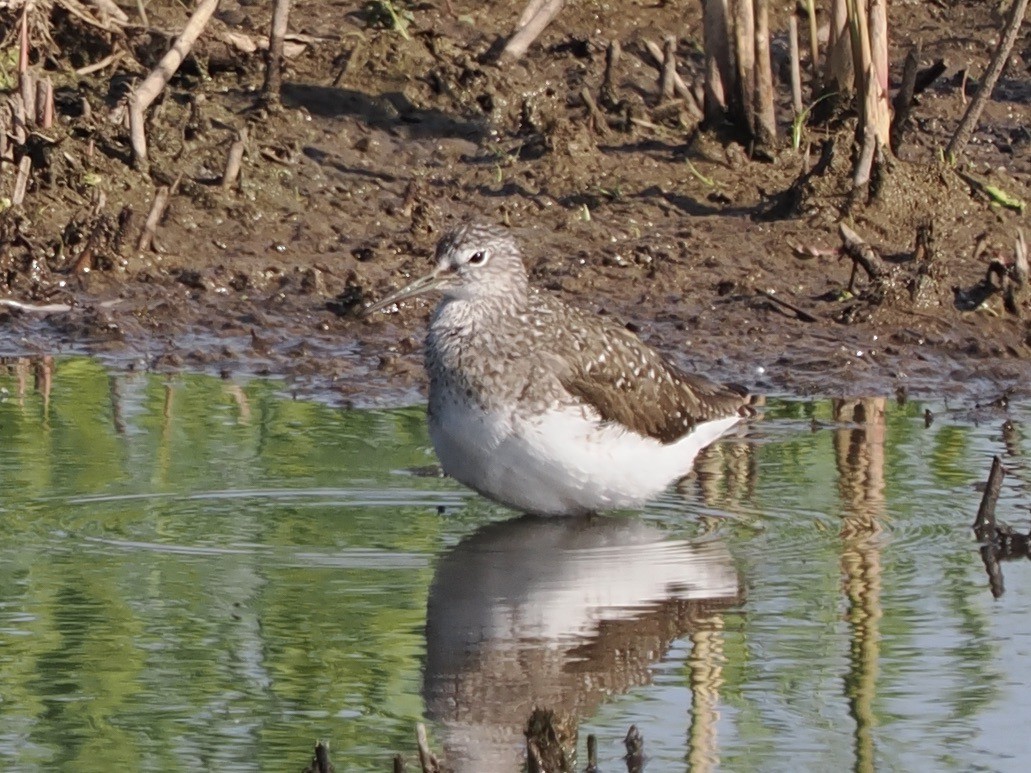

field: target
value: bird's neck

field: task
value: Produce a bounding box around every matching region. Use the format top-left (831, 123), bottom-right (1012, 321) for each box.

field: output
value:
top-left (433, 286), bottom-right (528, 331)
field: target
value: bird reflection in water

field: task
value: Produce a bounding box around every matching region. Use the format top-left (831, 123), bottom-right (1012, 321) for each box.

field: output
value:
top-left (423, 514), bottom-right (744, 771)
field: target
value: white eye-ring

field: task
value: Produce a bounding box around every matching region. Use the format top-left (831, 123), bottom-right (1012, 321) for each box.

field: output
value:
top-left (467, 250), bottom-right (488, 266)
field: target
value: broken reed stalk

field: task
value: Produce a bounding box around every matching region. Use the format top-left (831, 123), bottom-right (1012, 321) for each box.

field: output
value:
top-left (415, 723), bottom-right (440, 773)
top-left (261, 0), bottom-right (292, 106)
top-left (867, 0), bottom-right (890, 146)
top-left (890, 47), bottom-right (919, 153)
top-left (516, 0), bottom-right (547, 29)
top-left (12, 156), bottom-right (31, 206)
top-left (128, 0), bottom-right (221, 168)
top-left (501, 0), bottom-right (565, 61)
top-left (701, 0), bottom-right (733, 123)
top-left (660, 36), bottom-right (677, 101)
top-left (10, 94), bottom-right (27, 144)
top-left (753, 0), bottom-right (776, 144)
top-left (643, 39), bottom-right (702, 117)
top-left (20, 70), bottom-right (35, 127)
top-left (823, 0), bottom-right (852, 100)
top-left (221, 127), bottom-right (248, 188)
top-left (945, 0), bottom-right (1029, 160)
top-left (805, 0), bottom-right (819, 97)
top-left (138, 177), bottom-right (182, 251)
top-left (788, 16), bottom-right (803, 114)
top-left (733, 0), bottom-right (755, 134)
top-left (36, 77), bottom-right (54, 129)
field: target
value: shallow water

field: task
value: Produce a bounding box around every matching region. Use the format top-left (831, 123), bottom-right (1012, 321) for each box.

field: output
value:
top-left (2, 358), bottom-right (1030, 771)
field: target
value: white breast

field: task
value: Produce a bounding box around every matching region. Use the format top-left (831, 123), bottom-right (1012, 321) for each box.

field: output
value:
top-left (429, 398), bottom-right (740, 515)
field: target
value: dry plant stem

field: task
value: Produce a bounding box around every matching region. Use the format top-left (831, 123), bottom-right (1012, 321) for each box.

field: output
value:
top-left (221, 127), bottom-right (248, 188)
top-left (805, 0), bottom-right (819, 95)
top-left (19, 6), bottom-right (29, 73)
top-left (642, 39), bottom-right (702, 116)
top-left (20, 71), bottom-right (35, 128)
top-left (701, 0), bottom-right (733, 122)
top-left (37, 77), bottom-right (54, 129)
top-left (867, 0), bottom-right (890, 145)
top-left (136, 0), bottom-right (149, 27)
top-left (138, 179), bottom-right (181, 252)
top-left (753, 0), bottom-right (776, 144)
top-left (129, 0), bottom-right (221, 166)
top-left (76, 51), bottom-right (123, 75)
top-left (10, 95), bottom-right (27, 144)
top-left (600, 39), bottom-right (620, 104)
top-left (824, 0), bottom-right (852, 97)
top-left (733, 0), bottom-right (756, 133)
top-left (415, 723), bottom-right (440, 773)
top-left (501, 0), bottom-right (565, 61)
top-left (945, 0), bottom-right (1029, 160)
top-left (516, 0), bottom-right (547, 29)
top-left (890, 47), bottom-right (919, 153)
top-left (839, 221), bottom-right (885, 279)
top-left (12, 156), bottom-right (31, 206)
top-left (581, 88), bottom-right (609, 134)
top-left (88, 0), bottom-right (129, 23)
top-left (262, 0), bottom-right (292, 105)
top-left (788, 16), bottom-right (803, 114)
top-left (660, 36), bottom-right (677, 101)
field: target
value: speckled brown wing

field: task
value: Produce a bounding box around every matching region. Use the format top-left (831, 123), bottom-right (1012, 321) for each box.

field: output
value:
top-left (555, 311), bottom-right (754, 445)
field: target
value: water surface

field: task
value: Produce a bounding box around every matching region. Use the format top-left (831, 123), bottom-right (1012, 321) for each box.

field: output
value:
top-left (1, 358), bottom-right (1030, 771)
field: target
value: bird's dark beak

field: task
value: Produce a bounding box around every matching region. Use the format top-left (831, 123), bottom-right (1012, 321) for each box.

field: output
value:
top-left (362, 265), bottom-right (450, 316)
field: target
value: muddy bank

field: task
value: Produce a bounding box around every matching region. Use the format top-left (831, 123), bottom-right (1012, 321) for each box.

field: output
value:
top-left (1, 0), bottom-right (1030, 406)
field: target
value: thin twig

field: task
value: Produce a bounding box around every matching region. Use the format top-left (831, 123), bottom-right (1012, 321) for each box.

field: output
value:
top-left (642, 39), bottom-right (702, 117)
top-left (972, 455), bottom-right (1006, 542)
top-left (945, 0), bottom-right (1029, 160)
top-left (128, 0), bottom-right (221, 167)
top-left (757, 288), bottom-right (819, 322)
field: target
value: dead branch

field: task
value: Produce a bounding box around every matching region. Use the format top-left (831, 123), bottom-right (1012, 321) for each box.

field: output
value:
top-left (642, 39), bottom-right (702, 117)
top-left (757, 288), bottom-right (819, 322)
top-left (945, 0), bottom-right (1029, 160)
top-left (138, 177), bottom-right (182, 252)
top-left (839, 222), bottom-right (887, 280)
top-left (128, 0), bottom-right (221, 168)
top-left (600, 39), bottom-right (620, 108)
top-left (581, 88), bottom-right (609, 135)
top-left (415, 723), bottom-right (440, 773)
top-left (500, 0), bottom-right (565, 61)
top-left (890, 47), bottom-right (919, 153)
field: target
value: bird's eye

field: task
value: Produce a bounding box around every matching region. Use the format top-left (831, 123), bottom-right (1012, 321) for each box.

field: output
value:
top-left (467, 250), bottom-right (488, 266)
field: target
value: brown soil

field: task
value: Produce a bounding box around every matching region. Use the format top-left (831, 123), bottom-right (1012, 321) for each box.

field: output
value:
top-left (2, 0), bottom-right (1030, 406)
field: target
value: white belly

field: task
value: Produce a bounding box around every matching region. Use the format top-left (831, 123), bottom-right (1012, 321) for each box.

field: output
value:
top-left (429, 400), bottom-right (741, 515)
